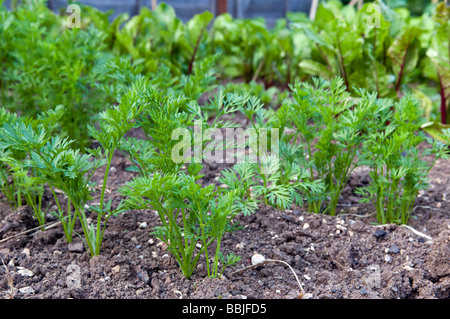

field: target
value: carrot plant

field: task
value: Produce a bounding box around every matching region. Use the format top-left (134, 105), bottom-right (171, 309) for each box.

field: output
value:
top-left (278, 77), bottom-right (389, 215)
top-left (227, 93), bottom-right (324, 210)
top-left (119, 87), bottom-right (257, 279)
top-left (0, 106), bottom-right (65, 230)
top-left (122, 167), bottom-right (251, 279)
top-left (0, 80), bottom-right (146, 254)
top-left (356, 95), bottom-right (450, 224)
top-left (0, 108), bottom-right (21, 210)
top-left (0, 0), bottom-right (114, 148)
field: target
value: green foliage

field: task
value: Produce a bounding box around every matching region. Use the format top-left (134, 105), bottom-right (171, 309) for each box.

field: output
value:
top-left (0, 81), bottom-right (144, 255)
top-left (356, 95), bottom-right (450, 224)
top-left (294, 0), bottom-right (436, 99)
top-left (1, 0), bottom-right (448, 280)
top-left (119, 88), bottom-right (257, 278)
top-left (121, 170), bottom-right (249, 279)
top-left (0, 105), bottom-right (65, 229)
top-left (229, 93), bottom-right (325, 211)
top-left (110, 3), bottom-right (214, 79)
top-left (0, 0), bottom-right (113, 148)
top-left (220, 81), bottom-right (287, 108)
top-left (425, 2), bottom-right (450, 124)
top-left (278, 77), bottom-right (377, 215)
top-left (212, 14), bottom-right (268, 82)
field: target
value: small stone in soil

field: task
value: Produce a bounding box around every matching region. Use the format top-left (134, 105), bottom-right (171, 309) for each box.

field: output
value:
top-left (68, 242), bottom-right (84, 253)
top-left (138, 271), bottom-right (150, 284)
top-left (111, 265), bottom-right (120, 274)
top-left (281, 215), bottom-right (295, 223)
top-left (19, 286), bottom-right (35, 294)
top-left (388, 244), bottom-right (400, 254)
top-left (251, 254), bottom-right (265, 265)
top-left (17, 267), bottom-right (34, 277)
top-left (21, 248), bottom-right (30, 258)
top-left (373, 229), bottom-right (387, 239)
top-left (139, 222), bottom-right (148, 229)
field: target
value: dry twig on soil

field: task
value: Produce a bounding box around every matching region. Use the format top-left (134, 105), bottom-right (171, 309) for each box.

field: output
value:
top-left (232, 258), bottom-right (305, 298)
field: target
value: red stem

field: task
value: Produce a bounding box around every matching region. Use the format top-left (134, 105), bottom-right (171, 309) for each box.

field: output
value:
top-left (188, 25), bottom-right (206, 76)
top-left (395, 46), bottom-right (409, 97)
top-left (438, 72), bottom-right (447, 125)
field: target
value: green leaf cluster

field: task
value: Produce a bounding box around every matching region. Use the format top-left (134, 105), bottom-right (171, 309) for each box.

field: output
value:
top-left (0, 0), bottom-right (114, 148)
top-left (356, 95), bottom-right (450, 224)
top-left (118, 87), bottom-right (257, 279)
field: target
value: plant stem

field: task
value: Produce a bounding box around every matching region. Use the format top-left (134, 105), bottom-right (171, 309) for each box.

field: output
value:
top-left (438, 72), bottom-right (447, 124)
top-left (336, 33), bottom-right (349, 91)
top-left (212, 236), bottom-right (222, 278)
top-left (49, 184), bottom-right (72, 242)
top-left (188, 25), bottom-right (206, 76)
top-left (75, 203), bottom-right (95, 257)
top-left (99, 151), bottom-right (113, 211)
top-left (92, 151), bottom-right (114, 255)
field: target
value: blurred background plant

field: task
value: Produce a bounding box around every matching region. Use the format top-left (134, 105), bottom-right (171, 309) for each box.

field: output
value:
top-left (0, 0), bottom-right (113, 149)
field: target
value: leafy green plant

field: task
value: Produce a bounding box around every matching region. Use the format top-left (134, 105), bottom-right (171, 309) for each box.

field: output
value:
top-left (110, 3), bottom-right (214, 79)
top-left (230, 94), bottom-right (323, 210)
top-left (0, 106), bottom-right (64, 230)
top-left (122, 167), bottom-right (251, 279)
top-left (356, 94), bottom-right (450, 224)
top-left (220, 81), bottom-right (286, 108)
top-left (118, 87), bottom-right (257, 278)
top-left (0, 116), bottom-right (80, 238)
top-left (30, 136), bottom-right (103, 242)
top-left (293, 0), bottom-right (437, 102)
top-left (280, 77), bottom-right (388, 215)
top-left (211, 14), bottom-right (268, 83)
top-left (0, 80), bottom-right (145, 254)
top-left (0, 0), bottom-right (113, 148)
top-left (0, 108), bottom-right (21, 210)
top-left (425, 2), bottom-right (449, 125)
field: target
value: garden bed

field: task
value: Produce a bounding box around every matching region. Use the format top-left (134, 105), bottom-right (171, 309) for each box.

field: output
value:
top-left (0, 144), bottom-right (449, 299)
top-left (1, 0), bottom-right (450, 302)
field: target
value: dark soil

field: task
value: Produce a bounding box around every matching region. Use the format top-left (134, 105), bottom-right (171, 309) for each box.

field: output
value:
top-left (0, 138), bottom-right (449, 299)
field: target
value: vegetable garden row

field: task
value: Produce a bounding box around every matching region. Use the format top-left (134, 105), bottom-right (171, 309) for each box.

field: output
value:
top-left (0, 0), bottom-right (449, 280)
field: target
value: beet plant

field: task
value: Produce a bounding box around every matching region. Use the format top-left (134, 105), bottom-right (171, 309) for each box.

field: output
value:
top-left (111, 3), bottom-right (214, 78)
top-left (425, 2), bottom-right (449, 125)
